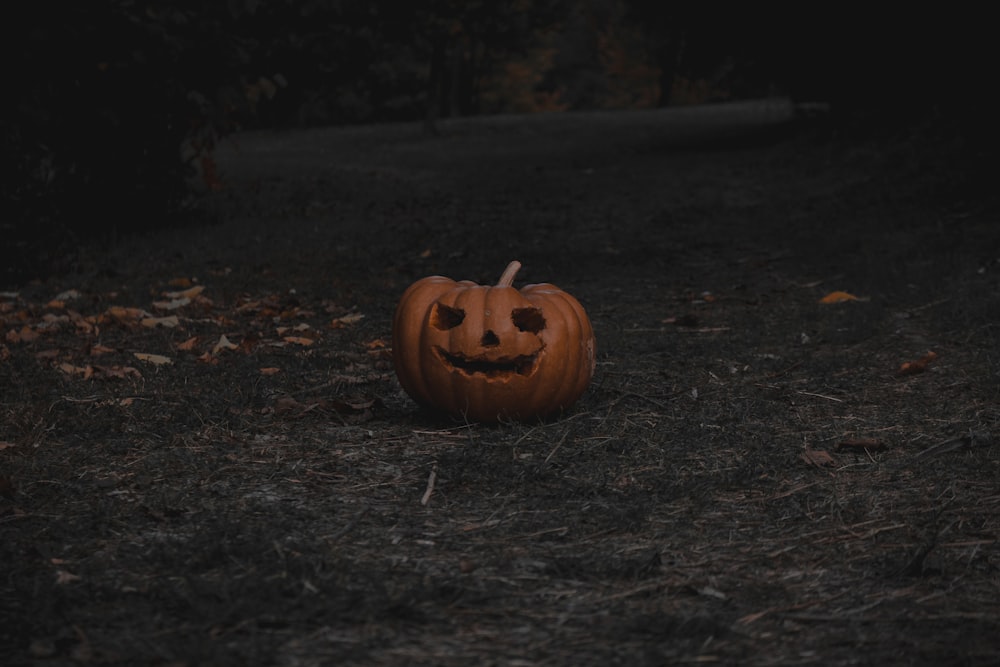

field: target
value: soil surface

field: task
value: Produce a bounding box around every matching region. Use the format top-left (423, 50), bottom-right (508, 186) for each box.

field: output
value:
top-left (2, 100), bottom-right (999, 666)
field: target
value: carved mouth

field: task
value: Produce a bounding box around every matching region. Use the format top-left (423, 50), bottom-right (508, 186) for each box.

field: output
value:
top-left (435, 347), bottom-right (537, 377)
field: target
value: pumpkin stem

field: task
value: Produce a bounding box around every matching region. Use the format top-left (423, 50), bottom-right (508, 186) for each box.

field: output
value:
top-left (497, 260), bottom-right (522, 288)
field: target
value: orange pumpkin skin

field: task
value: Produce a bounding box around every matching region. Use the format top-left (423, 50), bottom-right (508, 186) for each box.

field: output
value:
top-left (392, 261), bottom-right (595, 422)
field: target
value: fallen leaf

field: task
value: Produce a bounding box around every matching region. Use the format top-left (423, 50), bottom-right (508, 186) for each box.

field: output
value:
top-left (141, 315), bottom-right (180, 328)
top-left (697, 585), bottom-right (728, 600)
top-left (167, 277), bottom-right (193, 288)
top-left (283, 336), bottom-right (315, 346)
top-left (54, 289), bottom-right (81, 301)
top-left (801, 449), bottom-right (836, 467)
top-left (365, 338), bottom-right (392, 361)
top-left (46, 299), bottom-right (66, 309)
top-left (212, 335), bottom-right (238, 354)
top-left (330, 313), bottom-right (364, 328)
top-left (329, 397), bottom-right (378, 413)
top-left (899, 350), bottom-right (938, 375)
top-left (38, 314), bottom-right (69, 330)
top-left (259, 367), bottom-right (281, 375)
top-left (197, 352), bottom-right (218, 365)
top-left (177, 336), bottom-right (200, 351)
top-left (55, 569), bottom-right (82, 585)
top-left (6, 326), bottom-right (39, 343)
top-left (34, 349), bottom-right (61, 360)
top-left (819, 291), bottom-right (859, 304)
top-left (164, 285), bottom-right (204, 299)
top-left (134, 352), bottom-right (172, 365)
top-left (0, 441), bottom-right (15, 450)
top-left (89, 344), bottom-right (116, 356)
top-left (106, 306), bottom-right (151, 322)
top-left (94, 365), bottom-right (142, 379)
top-left (58, 362), bottom-right (92, 377)
top-left (70, 311), bottom-right (96, 335)
top-left (275, 322), bottom-right (312, 336)
top-left (0, 344), bottom-right (9, 361)
top-left (152, 297), bottom-right (190, 310)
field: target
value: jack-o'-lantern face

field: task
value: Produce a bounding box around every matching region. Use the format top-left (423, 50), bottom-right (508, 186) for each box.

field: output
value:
top-left (429, 299), bottom-right (545, 379)
top-left (392, 261), bottom-right (595, 422)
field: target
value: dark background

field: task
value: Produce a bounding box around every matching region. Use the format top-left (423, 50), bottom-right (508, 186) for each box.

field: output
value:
top-left (1, 1), bottom-right (990, 286)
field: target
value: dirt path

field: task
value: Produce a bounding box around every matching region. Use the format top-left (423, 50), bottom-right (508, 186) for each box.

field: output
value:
top-left (2, 101), bottom-right (998, 665)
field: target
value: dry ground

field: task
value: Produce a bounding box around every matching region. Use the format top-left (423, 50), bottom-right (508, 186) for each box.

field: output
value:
top-left (2, 100), bottom-right (999, 665)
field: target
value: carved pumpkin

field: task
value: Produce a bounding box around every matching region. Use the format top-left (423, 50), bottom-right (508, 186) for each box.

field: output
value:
top-left (392, 260), bottom-right (595, 422)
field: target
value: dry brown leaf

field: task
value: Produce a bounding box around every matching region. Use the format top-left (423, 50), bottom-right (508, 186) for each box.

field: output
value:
top-left (899, 350), bottom-right (938, 375)
top-left (165, 284), bottom-right (204, 299)
top-left (0, 344), bottom-right (9, 361)
top-left (54, 289), bottom-right (81, 301)
top-left (141, 315), bottom-right (180, 328)
top-left (106, 306), bottom-right (150, 321)
top-left (6, 326), bottom-right (39, 343)
top-left (819, 291), bottom-right (859, 304)
top-left (365, 338), bottom-right (392, 361)
top-left (330, 313), bottom-right (364, 328)
top-left (197, 352), bottom-right (218, 364)
top-left (212, 335), bottom-right (239, 354)
top-left (71, 312), bottom-right (96, 335)
top-left (274, 396), bottom-right (305, 414)
top-left (58, 362), bottom-right (91, 377)
top-left (34, 349), bottom-right (61, 360)
top-left (134, 352), bottom-right (172, 365)
top-left (167, 277), bottom-right (193, 288)
top-left (259, 367), bottom-right (281, 375)
top-left (89, 344), bottom-right (115, 356)
top-left (801, 449), bottom-right (836, 467)
top-left (46, 299), bottom-right (66, 310)
top-left (283, 336), bottom-right (315, 346)
top-left (0, 441), bottom-right (15, 450)
top-left (177, 336), bottom-right (200, 351)
top-left (55, 569), bottom-right (82, 585)
top-left (152, 297), bottom-right (190, 311)
top-left (94, 365), bottom-right (142, 379)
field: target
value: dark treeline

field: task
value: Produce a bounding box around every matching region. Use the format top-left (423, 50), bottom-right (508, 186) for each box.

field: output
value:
top-left (1, 1), bottom-right (989, 283)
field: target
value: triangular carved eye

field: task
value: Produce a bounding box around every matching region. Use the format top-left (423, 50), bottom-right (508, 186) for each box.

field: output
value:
top-left (432, 304), bottom-right (465, 330)
top-left (512, 307), bottom-right (545, 333)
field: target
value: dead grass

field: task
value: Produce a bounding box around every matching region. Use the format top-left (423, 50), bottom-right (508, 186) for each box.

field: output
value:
top-left (2, 103), bottom-right (998, 665)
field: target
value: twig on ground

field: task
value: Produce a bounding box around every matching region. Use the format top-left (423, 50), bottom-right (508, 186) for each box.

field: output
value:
top-left (542, 429), bottom-right (571, 466)
top-left (421, 464), bottom-right (437, 505)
